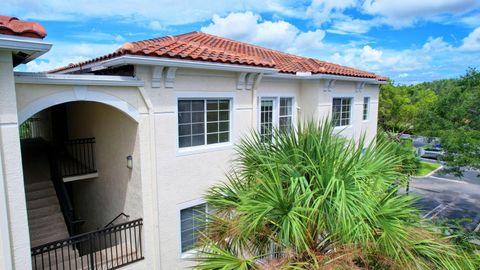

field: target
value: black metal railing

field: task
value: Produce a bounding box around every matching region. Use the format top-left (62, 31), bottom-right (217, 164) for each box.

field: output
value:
top-left (49, 146), bottom-right (85, 236)
top-left (31, 219), bottom-right (144, 270)
top-left (104, 213), bottom-right (130, 228)
top-left (58, 138), bottom-right (97, 178)
top-left (19, 117), bottom-right (42, 140)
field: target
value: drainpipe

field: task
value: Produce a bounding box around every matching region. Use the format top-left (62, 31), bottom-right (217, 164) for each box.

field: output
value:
top-left (0, 145), bottom-right (14, 270)
top-left (137, 86), bottom-right (162, 270)
top-left (251, 73), bottom-right (263, 125)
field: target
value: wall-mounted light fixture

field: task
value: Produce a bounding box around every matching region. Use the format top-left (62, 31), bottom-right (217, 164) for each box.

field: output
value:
top-left (126, 155), bottom-right (133, 169)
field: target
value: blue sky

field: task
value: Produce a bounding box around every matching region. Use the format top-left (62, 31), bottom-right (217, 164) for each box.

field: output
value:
top-left (3, 0), bottom-right (480, 84)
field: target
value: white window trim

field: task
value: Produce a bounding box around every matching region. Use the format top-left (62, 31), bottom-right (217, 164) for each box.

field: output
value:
top-left (331, 95), bottom-right (354, 129)
top-left (175, 92), bottom-right (235, 156)
top-left (362, 96), bottom-right (371, 122)
top-left (257, 95), bottom-right (297, 134)
top-left (177, 198), bottom-right (208, 259)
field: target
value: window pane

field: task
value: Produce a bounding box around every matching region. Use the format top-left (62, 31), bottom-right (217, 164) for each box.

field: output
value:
top-left (207, 111), bottom-right (218, 122)
top-left (207, 133), bottom-right (219, 144)
top-left (219, 132), bottom-right (229, 142)
top-left (207, 122), bottom-right (218, 133)
top-left (206, 99), bottom-right (230, 145)
top-left (191, 135), bottom-right (204, 146)
top-left (179, 99), bottom-right (230, 148)
top-left (192, 123), bottom-right (204, 135)
top-left (179, 136), bottom-right (191, 148)
top-left (179, 124), bottom-right (191, 136)
top-left (192, 100), bottom-right (204, 111)
top-left (332, 98), bottom-right (351, 127)
top-left (207, 100), bottom-right (218, 110)
top-left (219, 100), bottom-right (229, 110)
top-left (180, 204), bottom-right (207, 253)
top-left (219, 121), bottom-right (229, 132)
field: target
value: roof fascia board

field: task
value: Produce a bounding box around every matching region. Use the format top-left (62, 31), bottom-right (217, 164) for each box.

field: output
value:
top-left (98, 55), bottom-right (279, 74)
top-left (264, 72), bottom-right (387, 84)
top-left (0, 34), bottom-right (52, 62)
top-left (14, 72), bottom-right (144, 87)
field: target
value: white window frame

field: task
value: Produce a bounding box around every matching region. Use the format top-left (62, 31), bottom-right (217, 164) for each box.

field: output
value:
top-left (257, 95), bottom-right (296, 136)
top-left (362, 96), bottom-right (370, 121)
top-left (177, 198), bottom-right (208, 258)
top-left (331, 96), bottom-right (354, 128)
top-left (176, 92), bottom-right (235, 156)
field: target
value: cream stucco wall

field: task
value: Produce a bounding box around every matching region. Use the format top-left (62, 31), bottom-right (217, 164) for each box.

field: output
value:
top-left (3, 59), bottom-right (380, 270)
top-left (134, 65), bottom-right (380, 269)
top-left (0, 50), bottom-right (31, 270)
top-left (66, 101), bottom-right (143, 231)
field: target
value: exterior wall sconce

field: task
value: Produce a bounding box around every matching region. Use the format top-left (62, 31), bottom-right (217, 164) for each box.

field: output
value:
top-left (126, 155), bottom-right (133, 169)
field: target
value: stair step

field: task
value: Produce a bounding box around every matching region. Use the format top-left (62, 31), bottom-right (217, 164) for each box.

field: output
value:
top-left (25, 181), bottom-right (53, 192)
top-left (26, 187), bottom-right (56, 201)
top-left (30, 221), bottom-right (68, 242)
top-left (28, 204), bottom-right (61, 220)
top-left (31, 231), bottom-right (70, 248)
top-left (29, 212), bottom-right (65, 231)
top-left (27, 195), bottom-right (59, 210)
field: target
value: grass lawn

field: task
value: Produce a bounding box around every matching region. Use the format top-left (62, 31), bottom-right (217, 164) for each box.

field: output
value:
top-left (415, 161), bottom-right (441, 177)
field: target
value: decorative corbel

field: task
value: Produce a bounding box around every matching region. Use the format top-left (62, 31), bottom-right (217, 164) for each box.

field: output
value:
top-left (323, 79), bottom-right (336, 92)
top-left (151, 66), bottom-right (164, 88)
top-left (245, 73), bottom-right (257, 90)
top-left (236, 72), bottom-right (247, 90)
top-left (356, 81), bottom-right (366, 92)
top-left (164, 67), bottom-right (177, 88)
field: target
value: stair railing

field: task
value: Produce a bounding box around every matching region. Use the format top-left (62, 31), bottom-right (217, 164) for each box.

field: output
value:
top-left (49, 143), bottom-right (85, 236)
top-left (104, 213), bottom-right (130, 228)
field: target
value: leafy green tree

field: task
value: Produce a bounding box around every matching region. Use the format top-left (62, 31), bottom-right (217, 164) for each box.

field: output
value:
top-left (193, 122), bottom-right (479, 270)
top-left (415, 69), bottom-right (480, 174)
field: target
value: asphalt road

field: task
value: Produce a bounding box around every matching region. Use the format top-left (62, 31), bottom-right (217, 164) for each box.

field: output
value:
top-left (408, 172), bottom-right (480, 231)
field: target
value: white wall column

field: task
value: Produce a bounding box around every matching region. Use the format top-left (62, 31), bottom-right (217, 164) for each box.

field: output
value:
top-left (0, 50), bottom-right (32, 269)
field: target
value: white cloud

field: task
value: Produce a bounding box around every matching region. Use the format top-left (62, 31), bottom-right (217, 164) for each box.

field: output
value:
top-left (71, 32), bottom-right (125, 42)
top-left (23, 42), bottom-right (120, 72)
top-left (362, 0), bottom-right (480, 27)
top-left (460, 26), bottom-right (480, 51)
top-left (328, 17), bottom-right (377, 35)
top-left (201, 12), bottom-right (303, 51)
top-left (1, 0), bottom-right (299, 26)
top-left (148, 21), bottom-right (163, 31)
top-left (305, 0), bottom-right (357, 26)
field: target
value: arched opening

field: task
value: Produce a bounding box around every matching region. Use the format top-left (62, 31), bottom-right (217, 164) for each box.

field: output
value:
top-left (20, 100), bottom-right (144, 268)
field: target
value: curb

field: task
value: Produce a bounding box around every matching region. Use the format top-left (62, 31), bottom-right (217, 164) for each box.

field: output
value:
top-left (411, 164), bottom-right (444, 179)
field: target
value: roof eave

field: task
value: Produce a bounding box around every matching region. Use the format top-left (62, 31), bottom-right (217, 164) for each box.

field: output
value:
top-left (55, 55), bottom-right (279, 75)
top-left (265, 72), bottom-right (387, 84)
top-left (0, 34), bottom-right (52, 65)
top-left (14, 72), bottom-right (144, 87)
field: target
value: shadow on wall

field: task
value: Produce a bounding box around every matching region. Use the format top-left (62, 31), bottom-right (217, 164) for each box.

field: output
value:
top-left (66, 101), bottom-right (142, 232)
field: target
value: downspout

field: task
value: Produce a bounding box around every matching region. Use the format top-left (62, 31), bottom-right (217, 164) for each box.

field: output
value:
top-left (0, 142), bottom-right (13, 270)
top-left (251, 73), bottom-right (263, 125)
top-left (137, 86), bottom-right (162, 270)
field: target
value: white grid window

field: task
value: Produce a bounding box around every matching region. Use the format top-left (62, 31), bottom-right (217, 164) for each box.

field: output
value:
top-left (363, 97), bottom-right (370, 120)
top-left (260, 97), bottom-right (294, 141)
top-left (332, 98), bottom-right (352, 127)
top-left (180, 203), bottom-right (207, 253)
top-left (279, 97), bottom-right (293, 132)
top-left (178, 99), bottom-right (230, 148)
top-left (260, 99), bottom-right (274, 140)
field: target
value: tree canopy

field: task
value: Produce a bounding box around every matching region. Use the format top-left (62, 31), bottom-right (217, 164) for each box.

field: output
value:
top-left (379, 69), bottom-right (480, 172)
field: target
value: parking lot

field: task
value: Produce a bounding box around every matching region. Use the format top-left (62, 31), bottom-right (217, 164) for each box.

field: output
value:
top-left (409, 169), bottom-right (480, 231)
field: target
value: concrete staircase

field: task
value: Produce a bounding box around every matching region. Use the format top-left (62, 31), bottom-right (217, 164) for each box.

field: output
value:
top-left (26, 180), bottom-right (70, 248)
top-left (21, 140), bottom-right (70, 248)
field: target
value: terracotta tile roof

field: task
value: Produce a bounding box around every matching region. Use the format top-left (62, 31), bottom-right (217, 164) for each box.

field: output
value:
top-left (51, 32), bottom-right (387, 80)
top-left (0, 16), bottom-right (46, 39)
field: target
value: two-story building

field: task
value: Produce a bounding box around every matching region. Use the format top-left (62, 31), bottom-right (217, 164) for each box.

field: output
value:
top-left (0, 15), bottom-right (386, 270)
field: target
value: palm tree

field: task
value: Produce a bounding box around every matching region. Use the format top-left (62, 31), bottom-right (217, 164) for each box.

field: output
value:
top-left (193, 121), bottom-right (479, 269)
